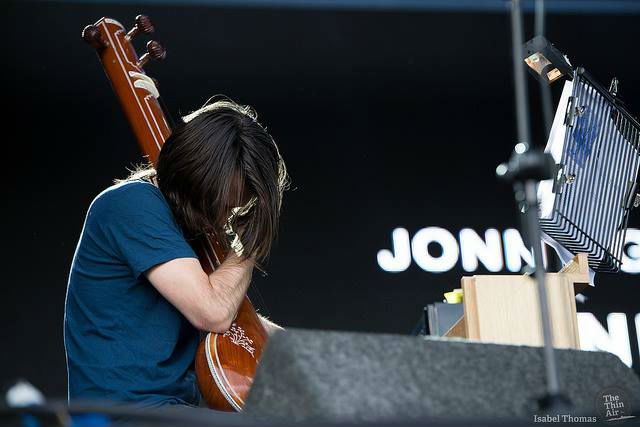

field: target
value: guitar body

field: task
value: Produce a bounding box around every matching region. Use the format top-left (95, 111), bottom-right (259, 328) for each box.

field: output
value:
top-left (195, 297), bottom-right (268, 411)
top-left (83, 15), bottom-right (266, 411)
top-left (192, 234), bottom-right (267, 410)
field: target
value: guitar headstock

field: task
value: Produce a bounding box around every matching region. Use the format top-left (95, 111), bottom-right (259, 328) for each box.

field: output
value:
top-left (83, 15), bottom-right (170, 165)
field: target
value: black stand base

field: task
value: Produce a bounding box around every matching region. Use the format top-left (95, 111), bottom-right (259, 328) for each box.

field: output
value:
top-left (538, 393), bottom-right (574, 413)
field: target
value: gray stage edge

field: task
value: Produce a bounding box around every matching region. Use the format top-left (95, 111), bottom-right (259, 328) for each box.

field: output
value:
top-left (245, 329), bottom-right (640, 423)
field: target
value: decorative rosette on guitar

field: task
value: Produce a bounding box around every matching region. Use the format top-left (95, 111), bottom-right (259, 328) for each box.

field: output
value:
top-left (195, 296), bottom-right (268, 411)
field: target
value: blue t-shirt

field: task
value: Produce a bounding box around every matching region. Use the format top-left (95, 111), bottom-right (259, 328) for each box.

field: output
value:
top-left (64, 180), bottom-right (200, 406)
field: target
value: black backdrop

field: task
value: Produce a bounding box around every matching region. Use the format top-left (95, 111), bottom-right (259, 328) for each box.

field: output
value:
top-left (4, 1), bottom-right (640, 397)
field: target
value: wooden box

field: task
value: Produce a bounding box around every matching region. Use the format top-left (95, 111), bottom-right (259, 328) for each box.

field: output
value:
top-left (445, 254), bottom-right (590, 349)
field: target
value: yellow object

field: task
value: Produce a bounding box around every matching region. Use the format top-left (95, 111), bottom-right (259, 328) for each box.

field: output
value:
top-left (444, 288), bottom-right (463, 304)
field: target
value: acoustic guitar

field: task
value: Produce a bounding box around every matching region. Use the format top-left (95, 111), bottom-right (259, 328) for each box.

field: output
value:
top-left (82, 14), bottom-right (267, 411)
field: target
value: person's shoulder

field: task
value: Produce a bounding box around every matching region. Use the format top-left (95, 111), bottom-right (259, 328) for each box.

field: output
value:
top-left (96, 179), bottom-right (162, 204)
top-left (90, 180), bottom-right (165, 216)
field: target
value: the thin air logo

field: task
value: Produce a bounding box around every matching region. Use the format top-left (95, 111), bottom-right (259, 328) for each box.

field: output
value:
top-left (595, 387), bottom-right (635, 422)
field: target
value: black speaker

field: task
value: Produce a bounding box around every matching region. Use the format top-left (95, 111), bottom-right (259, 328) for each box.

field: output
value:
top-left (245, 329), bottom-right (640, 423)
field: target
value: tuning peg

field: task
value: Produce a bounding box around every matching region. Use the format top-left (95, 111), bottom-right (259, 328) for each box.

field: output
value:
top-left (126, 15), bottom-right (155, 40)
top-left (82, 24), bottom-right (107, 49)
top-left (137, 40), bottom-right (166, 68)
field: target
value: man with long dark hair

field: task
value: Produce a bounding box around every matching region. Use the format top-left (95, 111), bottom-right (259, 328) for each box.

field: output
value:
top-left (64, 99), bottom-right (288, 406)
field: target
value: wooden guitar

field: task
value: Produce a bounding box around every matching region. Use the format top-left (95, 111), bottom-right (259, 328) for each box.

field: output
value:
top-left (82, 15), bottom-right (267, 411)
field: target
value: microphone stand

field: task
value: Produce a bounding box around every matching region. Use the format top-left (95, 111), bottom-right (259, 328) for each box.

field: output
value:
top-left (497, 0), bottom-right (572, 412)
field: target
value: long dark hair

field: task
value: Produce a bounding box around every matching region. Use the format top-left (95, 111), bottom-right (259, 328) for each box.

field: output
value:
top-left (128, 98), bottom-right (288, 263)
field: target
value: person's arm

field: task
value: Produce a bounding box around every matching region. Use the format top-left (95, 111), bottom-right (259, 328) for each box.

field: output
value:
top-left (146, 253), bottom-right (254, 333)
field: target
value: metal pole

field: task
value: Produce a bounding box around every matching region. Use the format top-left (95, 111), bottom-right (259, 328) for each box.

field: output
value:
top-left (524, 181), bottom-right (560, 395)
top-left (511, 0), bottom-right (531, 148)
top-left (510, 0), bottom-right (562, 400)
top-left (535, 0), bottom-right (554, 138)
top-left (534, 0), bottom-right (560, 272)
